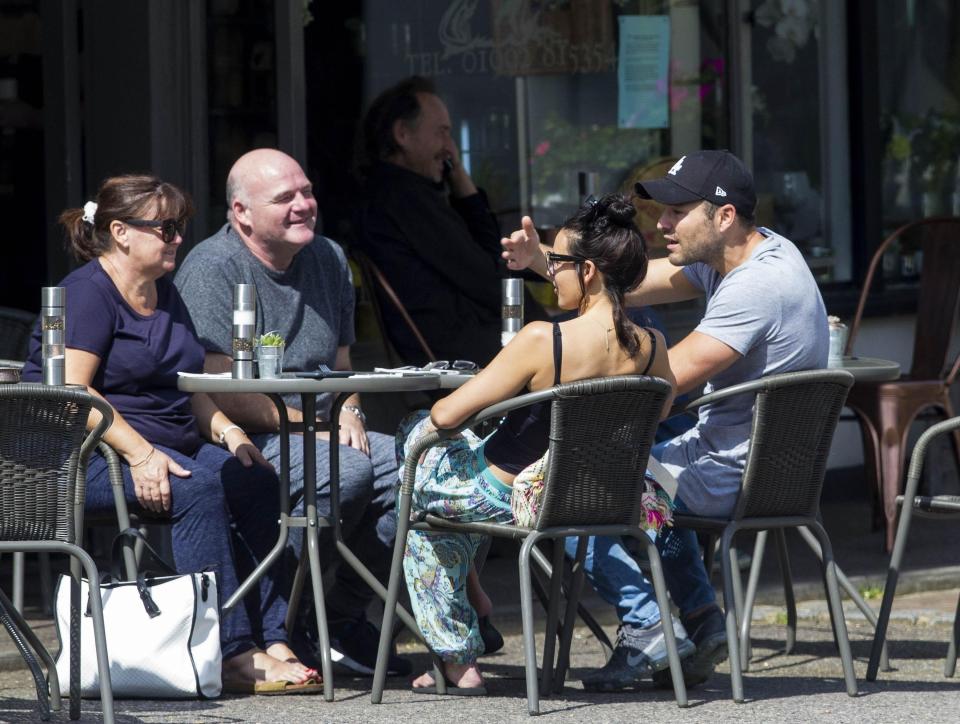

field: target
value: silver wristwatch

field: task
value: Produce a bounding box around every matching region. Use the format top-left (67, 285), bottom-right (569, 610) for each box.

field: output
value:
top-left (342, 404), bottom-right (367, 426)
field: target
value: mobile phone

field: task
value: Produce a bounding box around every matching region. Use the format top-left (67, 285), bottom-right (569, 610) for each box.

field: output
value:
top-left (442, 157), bottom-right (454, 178)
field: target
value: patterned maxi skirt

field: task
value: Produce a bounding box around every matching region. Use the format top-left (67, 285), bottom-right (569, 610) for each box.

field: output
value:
top-left (395, 411), bottom-right (514, 663)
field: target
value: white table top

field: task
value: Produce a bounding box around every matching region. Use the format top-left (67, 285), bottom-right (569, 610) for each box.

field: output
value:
top-left (177, 371), bottom-right (473, 394)
top-left (829, 356), bottom-right (901, 382)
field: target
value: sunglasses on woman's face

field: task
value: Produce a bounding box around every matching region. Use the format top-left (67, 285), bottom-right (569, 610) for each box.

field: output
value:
top-left (123, 217), bottom-right (185, 244)
top-left (545, 251), bottom-right (587, 276)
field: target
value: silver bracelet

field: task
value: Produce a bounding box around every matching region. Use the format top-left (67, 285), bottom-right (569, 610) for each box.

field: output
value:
top-left (342, 405), bottom-right (366, 426)
top-left (218, 424), bottom-right (243, 446)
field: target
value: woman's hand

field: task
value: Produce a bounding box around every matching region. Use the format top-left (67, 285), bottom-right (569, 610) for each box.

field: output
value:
top-left (129, 447), bottom-right (191, 514)
top-left (223, 427), bottom-right (275, 471)
top-left (338, 408), bottom-right (370, 456)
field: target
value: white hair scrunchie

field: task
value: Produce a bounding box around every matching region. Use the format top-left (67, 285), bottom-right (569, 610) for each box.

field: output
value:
top-left (82, 201), bottom-right (98, 225)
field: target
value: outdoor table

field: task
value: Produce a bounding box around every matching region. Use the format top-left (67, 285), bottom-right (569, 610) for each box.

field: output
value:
top-left (177, 371), bottom-right (471, 700)
top-left (830, 355), bottom-right (901, 382)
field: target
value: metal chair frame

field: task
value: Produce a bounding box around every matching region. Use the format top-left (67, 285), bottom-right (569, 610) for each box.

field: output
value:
top-left (371, 375), bottom-right (689, 715)
top-left (867, 414), bottom-right (960, 680)
top-left (0, 383), bottom-right (116, 722)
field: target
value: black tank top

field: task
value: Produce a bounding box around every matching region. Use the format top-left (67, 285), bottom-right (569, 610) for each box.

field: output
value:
top-left (483, 321), bottom-right (657, 474)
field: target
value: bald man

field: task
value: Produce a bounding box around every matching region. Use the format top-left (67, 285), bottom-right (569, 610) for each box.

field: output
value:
top-left (175, 149), bottom-right (411, 677)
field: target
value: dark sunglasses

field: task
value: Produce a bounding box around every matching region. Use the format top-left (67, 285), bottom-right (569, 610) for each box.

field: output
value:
top-left (545, 251), bottom-right (587, 276)
top-left (123, 217), bottom-right (185, 244)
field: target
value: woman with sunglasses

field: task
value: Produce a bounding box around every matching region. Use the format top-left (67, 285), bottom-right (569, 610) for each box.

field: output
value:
top-left (398, 192), bottom-right (678, 694)
top-left (22, 175), bottom-right (319, 695)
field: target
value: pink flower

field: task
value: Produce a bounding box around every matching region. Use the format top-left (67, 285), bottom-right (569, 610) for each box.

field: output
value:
top-left (534, 140), bottom-right (551, 157)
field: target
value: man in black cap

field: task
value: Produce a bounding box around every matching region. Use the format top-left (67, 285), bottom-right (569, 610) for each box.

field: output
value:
top-left (501, 149), bottom-right (829, 691)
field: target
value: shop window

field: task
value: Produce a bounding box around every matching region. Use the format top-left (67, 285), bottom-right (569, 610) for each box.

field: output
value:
top-left (877, 0), bottom-right (960, 286)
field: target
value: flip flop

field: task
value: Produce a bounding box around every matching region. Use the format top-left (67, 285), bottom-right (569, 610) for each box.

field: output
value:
top-left (223, 676), bottom-right (323, 696)
top-left (411, 673), bottom-right (487, 696)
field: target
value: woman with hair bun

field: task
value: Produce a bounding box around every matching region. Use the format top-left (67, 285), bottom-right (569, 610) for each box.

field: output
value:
top-left (22, 175), bottom-right (319, 695)
top-left (397, 192), bottom-right (688, 694)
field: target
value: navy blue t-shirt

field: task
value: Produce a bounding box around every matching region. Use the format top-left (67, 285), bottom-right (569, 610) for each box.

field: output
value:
top-left (23, 260), bottom-right (204, 454)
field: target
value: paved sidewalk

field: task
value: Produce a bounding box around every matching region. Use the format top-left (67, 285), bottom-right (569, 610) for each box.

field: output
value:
top-left (0, 597), bottom-right (958, 723)
top-left (2, 494), bottom-right (957, 721)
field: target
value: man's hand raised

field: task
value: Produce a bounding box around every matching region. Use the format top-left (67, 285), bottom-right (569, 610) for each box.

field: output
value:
top-left (501, 216), bottom-right (548, 278)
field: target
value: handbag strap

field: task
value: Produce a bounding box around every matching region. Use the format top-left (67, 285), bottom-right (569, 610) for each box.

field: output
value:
top-left (110, 527), bottom-right (178, 581)
top-left (135, 572), bottom-right (162, 618)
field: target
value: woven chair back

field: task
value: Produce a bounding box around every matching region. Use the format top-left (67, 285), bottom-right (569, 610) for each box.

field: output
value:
top-left (535, 375), bottom-right (670, 531)
top-left (733, 370), bottom-right (853, 520)
top-left (0, 384), bottom-right (94, 543)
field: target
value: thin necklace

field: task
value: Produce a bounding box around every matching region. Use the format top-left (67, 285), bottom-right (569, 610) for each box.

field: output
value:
top-left (588, 317), bottom-right (614, 353)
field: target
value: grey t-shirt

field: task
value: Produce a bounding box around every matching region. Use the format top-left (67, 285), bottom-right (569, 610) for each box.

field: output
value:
top-left (659, 228), bottom-right (828, 516)
top-left (174, 223), bottom-right (355, 419)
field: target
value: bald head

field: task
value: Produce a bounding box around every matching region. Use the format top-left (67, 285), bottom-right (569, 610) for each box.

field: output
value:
top-left (226, 148), bottom-right (302, 209)
top-left (226, 148), bottom-right (318, 271)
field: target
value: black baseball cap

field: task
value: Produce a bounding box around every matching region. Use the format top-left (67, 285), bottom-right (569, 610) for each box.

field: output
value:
top-left (635, 150), bottom-right (757, 218)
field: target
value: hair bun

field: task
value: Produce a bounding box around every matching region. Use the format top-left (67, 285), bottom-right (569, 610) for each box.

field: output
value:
top-left (596, 194), bottom-right (636, 227)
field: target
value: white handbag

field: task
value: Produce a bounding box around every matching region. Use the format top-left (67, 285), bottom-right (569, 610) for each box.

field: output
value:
top-left (54, 529), bottom-right (222, 699)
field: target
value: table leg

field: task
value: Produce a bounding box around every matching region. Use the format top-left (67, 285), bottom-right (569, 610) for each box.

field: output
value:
top-left (222, 396), bottom-right (292, 613)
top-left (301, 393), bottom-right (334, 701)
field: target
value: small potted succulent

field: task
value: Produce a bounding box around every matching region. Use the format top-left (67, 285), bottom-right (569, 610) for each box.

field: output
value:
top-left (256, 331), bottom-right (285, 378)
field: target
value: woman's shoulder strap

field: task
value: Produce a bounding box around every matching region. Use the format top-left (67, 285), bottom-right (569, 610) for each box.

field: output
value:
top-left (552, 320), bottom-right (563, 386)
top-left (640, 327), bottom-right (657, 376)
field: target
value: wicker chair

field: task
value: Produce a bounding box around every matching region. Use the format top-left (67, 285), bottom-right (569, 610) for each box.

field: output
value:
top-left (867, 414), bottom-right (960, 681)
top-left (371, 375), bottom-right (689, 715)
top-left (0, 383), bottom-right (115, 722)
top-left (670, 369), bottom-right (858, 703)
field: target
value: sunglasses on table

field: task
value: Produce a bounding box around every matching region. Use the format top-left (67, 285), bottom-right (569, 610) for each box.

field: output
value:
top-left (545, 251), bottom-right (587, 276)
top-left (422, 359), bottom-right (479, 372)
top-left (123, 218), bottom-right (186, 244)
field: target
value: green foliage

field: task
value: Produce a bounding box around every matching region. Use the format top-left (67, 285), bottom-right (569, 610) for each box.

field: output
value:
top-left (259, 331), bottom-right (284, 347)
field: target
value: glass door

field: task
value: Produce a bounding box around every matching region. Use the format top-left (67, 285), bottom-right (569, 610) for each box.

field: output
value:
top-left (739, 0), bottom-right (852, 282)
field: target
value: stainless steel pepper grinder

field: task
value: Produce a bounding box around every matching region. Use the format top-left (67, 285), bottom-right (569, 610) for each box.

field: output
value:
top-left (232, 283), bottom-right (256, 379)
top-left (501, 278), bottom-right (523, 347)
top-left (41, 286), bottom-right (66, 386)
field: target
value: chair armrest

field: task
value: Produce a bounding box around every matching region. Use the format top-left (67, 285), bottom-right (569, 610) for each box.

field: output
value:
top-left (80, 395), bottom-right (114, 463)
top-left (400, 386), bottom-right (564, 493)
top-left (676, 369), bottom-right (854, 414)
top-left (401, 376), bottom-right (671, 493)
top-left (905, 415), bottom-right (960, 485)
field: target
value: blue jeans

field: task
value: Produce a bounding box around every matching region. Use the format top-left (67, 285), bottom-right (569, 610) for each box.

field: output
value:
top-left (86, 442), bottom-right (286, 659)
top-left (563, 441), bottom-right (716, 627)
